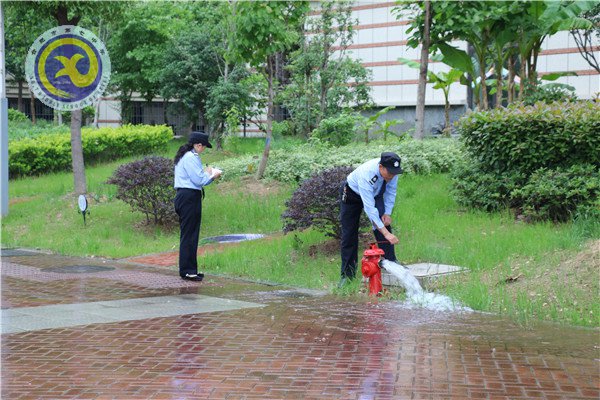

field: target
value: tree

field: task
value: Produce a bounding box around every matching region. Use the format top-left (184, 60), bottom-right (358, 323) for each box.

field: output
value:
top-left (413, 0), bottom-right (432, 139)
top-left (228, 1), bottom-right (309, 179)
top-left (205, 67), bottom-right (253, 149)
top-left (23, 1), bottom-right (124, 195)
top-left (512, 1), bottom-right (595, 99)
top-left (282, 1), bottom-right (371, 137)
top-left (435, 2), bottom-right (516, 110)
top-left (108, 2), bottom-right (187, 123)
top-left (189, 2), bottom-right (254, 148)
top-left (160, 28), bottom-right (222, 135)
top-left (403, 1), bottom-right (595, 110)
top-left (399, 55), bottom-right (462, 134)
top-left (3, 4), bottom-right (52, 113)
top-left (571, 3), bottom-right (600, 74)
top-left (398, 0), bottom-right (460, 134)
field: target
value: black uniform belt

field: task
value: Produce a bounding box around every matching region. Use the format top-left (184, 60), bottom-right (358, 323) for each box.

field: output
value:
top-left (344, 182), bottom-right (359, 197)
top-left (176, 187), bottom-right (205, 199)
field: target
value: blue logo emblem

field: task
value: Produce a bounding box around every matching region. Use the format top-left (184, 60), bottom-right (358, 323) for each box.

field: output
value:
top-left (25, 26), bottom-right (111, 111)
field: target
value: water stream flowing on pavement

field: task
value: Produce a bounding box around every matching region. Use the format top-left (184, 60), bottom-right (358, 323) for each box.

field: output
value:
top-left (381, 260), bottom-right (471, 312)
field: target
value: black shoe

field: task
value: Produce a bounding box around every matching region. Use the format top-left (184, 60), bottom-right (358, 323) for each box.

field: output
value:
top-left (182, 273), bottom-right (204, 282)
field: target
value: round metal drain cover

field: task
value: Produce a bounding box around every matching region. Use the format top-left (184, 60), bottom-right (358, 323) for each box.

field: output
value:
top-left (201, 234), bottom-right (264, 244)
top-left (46, 265), bottom-right (115, 274)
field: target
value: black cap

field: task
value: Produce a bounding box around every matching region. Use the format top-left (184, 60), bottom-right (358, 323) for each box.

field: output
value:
top-left (380, 152), bottom-right (403, 175)
top-left (188, 131), bottom-right (212, 148)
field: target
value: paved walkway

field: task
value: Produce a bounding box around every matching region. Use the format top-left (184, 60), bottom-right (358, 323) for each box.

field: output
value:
top-left (1, 249), bottom-right (598, 399)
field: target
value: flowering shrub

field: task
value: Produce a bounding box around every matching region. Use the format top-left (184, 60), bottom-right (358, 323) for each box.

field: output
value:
top-left (106, 156), bottom-right (177, 226)
top-left (216, 138), bottom-right (463, 183)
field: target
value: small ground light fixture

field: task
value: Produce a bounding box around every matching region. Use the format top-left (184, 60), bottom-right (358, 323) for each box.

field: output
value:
top-left (78, 194), bottom-right (90, 226)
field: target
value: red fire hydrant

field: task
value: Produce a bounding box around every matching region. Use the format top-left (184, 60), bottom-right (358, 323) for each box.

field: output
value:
top-left (361, 243), bottom-right (385, 296)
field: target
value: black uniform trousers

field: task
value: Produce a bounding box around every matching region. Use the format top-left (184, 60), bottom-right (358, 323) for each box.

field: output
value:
top-left (339, 182), bottom-right (397, 279)
top-left (174, 188), bottom-right (203, 277)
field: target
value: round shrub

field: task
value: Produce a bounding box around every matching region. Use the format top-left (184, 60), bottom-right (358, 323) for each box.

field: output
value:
top-left (511, 164), bottom-right (599, 223)
top-left (311, 113), bottom-right (360, 146)
top-left (282, 166), bottom-right (370, 239)
top-left (522, 82), bottom-right (577, 106)
top-left (272, 120), bottom-right (293, 137)
top-left (106, 156), bottom-right (177, 226)
top-left (8, 108), bottom-right (29, 122)
top-left (451, 160), bottom-right (525, 212)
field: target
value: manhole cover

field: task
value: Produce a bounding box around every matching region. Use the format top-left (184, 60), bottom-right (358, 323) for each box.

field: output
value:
top-left (201, 234), bottom-right (264, 244)
top-left (1, 249), bottom-right (40, 257)
top-left (45, 265), bottom-right (116, 274)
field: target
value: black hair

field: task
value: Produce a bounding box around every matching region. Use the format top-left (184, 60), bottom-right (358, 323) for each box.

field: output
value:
top-left (174, 143), bottom-right (194, 165)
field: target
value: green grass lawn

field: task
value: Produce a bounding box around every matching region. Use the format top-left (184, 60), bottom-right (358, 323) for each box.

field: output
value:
top-left (2, 138), bottom-right (597, 327)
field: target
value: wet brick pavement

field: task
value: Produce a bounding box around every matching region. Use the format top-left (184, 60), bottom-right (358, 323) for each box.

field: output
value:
top-left (1, 249), bottom-right (599, 399)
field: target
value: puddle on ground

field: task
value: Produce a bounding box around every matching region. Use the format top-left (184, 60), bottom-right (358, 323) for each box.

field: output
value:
top-left (200, 234), bottom-right (265, 244)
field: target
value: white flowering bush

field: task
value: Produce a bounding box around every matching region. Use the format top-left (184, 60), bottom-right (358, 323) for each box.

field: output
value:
top-left (216, 138), bottom-right (463, 184)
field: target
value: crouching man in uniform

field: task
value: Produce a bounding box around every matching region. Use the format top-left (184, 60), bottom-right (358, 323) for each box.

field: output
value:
top-left (339, 152), bottom-right (403, 285)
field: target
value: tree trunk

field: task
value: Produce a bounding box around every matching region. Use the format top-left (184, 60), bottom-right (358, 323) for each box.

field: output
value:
top-left (414, 0), bottom-right (431, 140)
top-left (29, 88), bottom-right (36, 124)
top-left (443, 91), bottom-right (450, 135)
top-left (70, 109), bottom-right (87, 195)
top-left (495, 61), bottom-right (503, 108)
top-left (529, 45), bottom-right (540, 86)
top-left (257, 58), bottom-right (275, 179)
top-left (51, 4), bottom-right (87, 196)
top-left (518, 54), bottom-right (526, 100)
top-left (466, 44), bottom-right (475, 110)
top-left (507, 54), bottom-right (516, 103)
top-left (17, 81), bottom-right (23, 112)
top-left (478, 52), bottom-right (489, 110)
top-left (93, 100), bottom-right (100, 128)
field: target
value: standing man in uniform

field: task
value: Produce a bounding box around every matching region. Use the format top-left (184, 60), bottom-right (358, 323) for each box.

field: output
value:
top-left (339, 152), bottom-right (403, 284)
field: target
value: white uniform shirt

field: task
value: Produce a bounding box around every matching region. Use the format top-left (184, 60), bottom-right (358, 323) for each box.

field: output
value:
top-left (174, 150), bottom-right (213, 190)
top-left (346, 158), bottom-right (398, 229)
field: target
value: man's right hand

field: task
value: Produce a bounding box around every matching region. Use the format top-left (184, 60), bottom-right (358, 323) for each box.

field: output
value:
top-left (385, 233), bottom-right (399, 245)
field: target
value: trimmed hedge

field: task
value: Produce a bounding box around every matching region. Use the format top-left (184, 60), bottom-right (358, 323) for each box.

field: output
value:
top-left (458, 101), bottom-right (600, 175)
top-left (9, 124), bottom-right (172, 177)
top-left (453, 101), bottom-right (600, 222)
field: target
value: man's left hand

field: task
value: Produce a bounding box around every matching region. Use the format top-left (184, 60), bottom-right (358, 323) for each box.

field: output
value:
top-left (381, 214), bottom-right (392, 226)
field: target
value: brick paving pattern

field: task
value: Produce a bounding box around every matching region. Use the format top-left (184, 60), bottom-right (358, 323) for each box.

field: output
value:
top-left (2, 250), bottom-right (599, 399)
